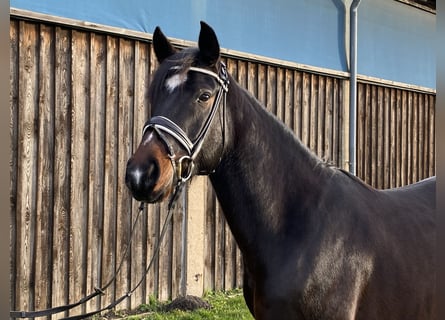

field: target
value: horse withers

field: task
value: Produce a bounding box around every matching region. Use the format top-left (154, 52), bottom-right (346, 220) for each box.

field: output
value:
top-left (125, 22), bottom-right (436, 319)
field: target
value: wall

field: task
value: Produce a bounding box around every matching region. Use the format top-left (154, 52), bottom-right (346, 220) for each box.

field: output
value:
top-left (10, 0), bottom-right (436, 88)
top-left (358, 0), bottom-right (435, 89)
top-left (356, 82), bottom-right (436, 188)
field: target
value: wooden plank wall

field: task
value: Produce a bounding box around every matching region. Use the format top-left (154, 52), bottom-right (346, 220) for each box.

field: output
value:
top-left (356, 82), bottom-right (436, 188)
top-left (10, 16), bottom-right (434, 317)
top-left (10, 19), bottom-right (188, 317)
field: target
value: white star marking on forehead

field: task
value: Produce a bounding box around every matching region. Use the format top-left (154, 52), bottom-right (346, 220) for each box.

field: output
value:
top-left (165, 72), bottom-right (187, 93)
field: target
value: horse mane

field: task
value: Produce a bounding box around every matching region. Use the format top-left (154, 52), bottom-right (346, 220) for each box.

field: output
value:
top-left (232, 80), bottom-right (341, 179)
top-left (336, 167), bottom-right (376, 191)
top-left (242, 91), bottom-right (375, 192)
top-left (242, 88), bottom-right (378, 195)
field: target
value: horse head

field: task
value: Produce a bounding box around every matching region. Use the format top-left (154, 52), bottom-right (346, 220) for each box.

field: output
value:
top-left (125, 22), bottom-right (229, 202)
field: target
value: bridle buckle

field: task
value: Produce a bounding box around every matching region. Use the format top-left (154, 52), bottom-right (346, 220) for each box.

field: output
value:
top-left (177, 155), bottom-right (195, 182)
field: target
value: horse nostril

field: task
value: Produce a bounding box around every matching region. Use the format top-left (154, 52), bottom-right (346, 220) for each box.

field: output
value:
top-left (125, 159), bottom-right (160, 193)
top-left (146, 160), bottom-right (158, 181)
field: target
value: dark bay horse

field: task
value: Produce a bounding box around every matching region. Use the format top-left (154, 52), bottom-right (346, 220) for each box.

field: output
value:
top-left (125, 22), bottom-right (436, 319)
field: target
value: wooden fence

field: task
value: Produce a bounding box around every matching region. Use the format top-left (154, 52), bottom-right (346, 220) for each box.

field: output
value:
top-left (356, 82), bottom-right (436, 188)
top-left (10, 12), bottom-right (435, 318)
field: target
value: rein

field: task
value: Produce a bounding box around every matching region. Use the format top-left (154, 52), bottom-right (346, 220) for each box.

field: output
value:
top-left (143, 62), bottom-right (229, 182)
top-left (10, 186), bottom-right (184, 319)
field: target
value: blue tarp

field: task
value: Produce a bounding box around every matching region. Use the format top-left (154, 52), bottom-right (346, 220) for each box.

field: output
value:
top-left (11, 0), bottom-right (435, 89)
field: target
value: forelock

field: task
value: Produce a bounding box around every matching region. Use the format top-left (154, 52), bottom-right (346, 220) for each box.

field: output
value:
top-left (149, 49), bottom-right (198, 101)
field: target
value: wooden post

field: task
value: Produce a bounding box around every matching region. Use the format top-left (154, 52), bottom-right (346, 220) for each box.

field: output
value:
top-left (185, 176), bottom-right (207, 296)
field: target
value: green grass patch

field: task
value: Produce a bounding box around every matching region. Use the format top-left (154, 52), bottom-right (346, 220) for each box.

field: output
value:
top-left (104, 289), bottom-right (253, 320)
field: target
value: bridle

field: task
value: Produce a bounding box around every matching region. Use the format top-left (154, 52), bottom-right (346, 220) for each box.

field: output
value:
top-left (143, 62), bottom-right (229, 187)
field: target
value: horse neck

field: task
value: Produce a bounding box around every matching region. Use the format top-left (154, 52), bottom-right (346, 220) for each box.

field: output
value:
top-left (209, 80), bottom-right (333, 256)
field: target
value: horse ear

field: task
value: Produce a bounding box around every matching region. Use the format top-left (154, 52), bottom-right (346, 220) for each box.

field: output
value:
top-left (198, 21), bottom-right (220, 66)
top-left (153, 26), bottom-right (176, 63)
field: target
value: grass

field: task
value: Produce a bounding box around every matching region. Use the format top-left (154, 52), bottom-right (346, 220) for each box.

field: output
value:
top-left (100, 289), bottom-right (253, 320)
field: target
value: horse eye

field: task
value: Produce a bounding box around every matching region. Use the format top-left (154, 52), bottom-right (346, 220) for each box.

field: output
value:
top-left (198, 92), bottom-right (211, 102)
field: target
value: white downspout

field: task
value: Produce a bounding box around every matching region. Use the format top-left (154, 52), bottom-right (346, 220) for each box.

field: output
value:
top-left (348, 0), bottom-right (362, 175)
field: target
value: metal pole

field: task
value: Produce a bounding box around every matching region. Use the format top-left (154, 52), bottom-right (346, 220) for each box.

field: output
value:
top-left (349, 0), bottom-right (362, 175)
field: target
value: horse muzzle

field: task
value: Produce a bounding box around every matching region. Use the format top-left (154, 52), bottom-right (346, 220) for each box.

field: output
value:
top-left (125, 132), bottom-right (175, 203)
